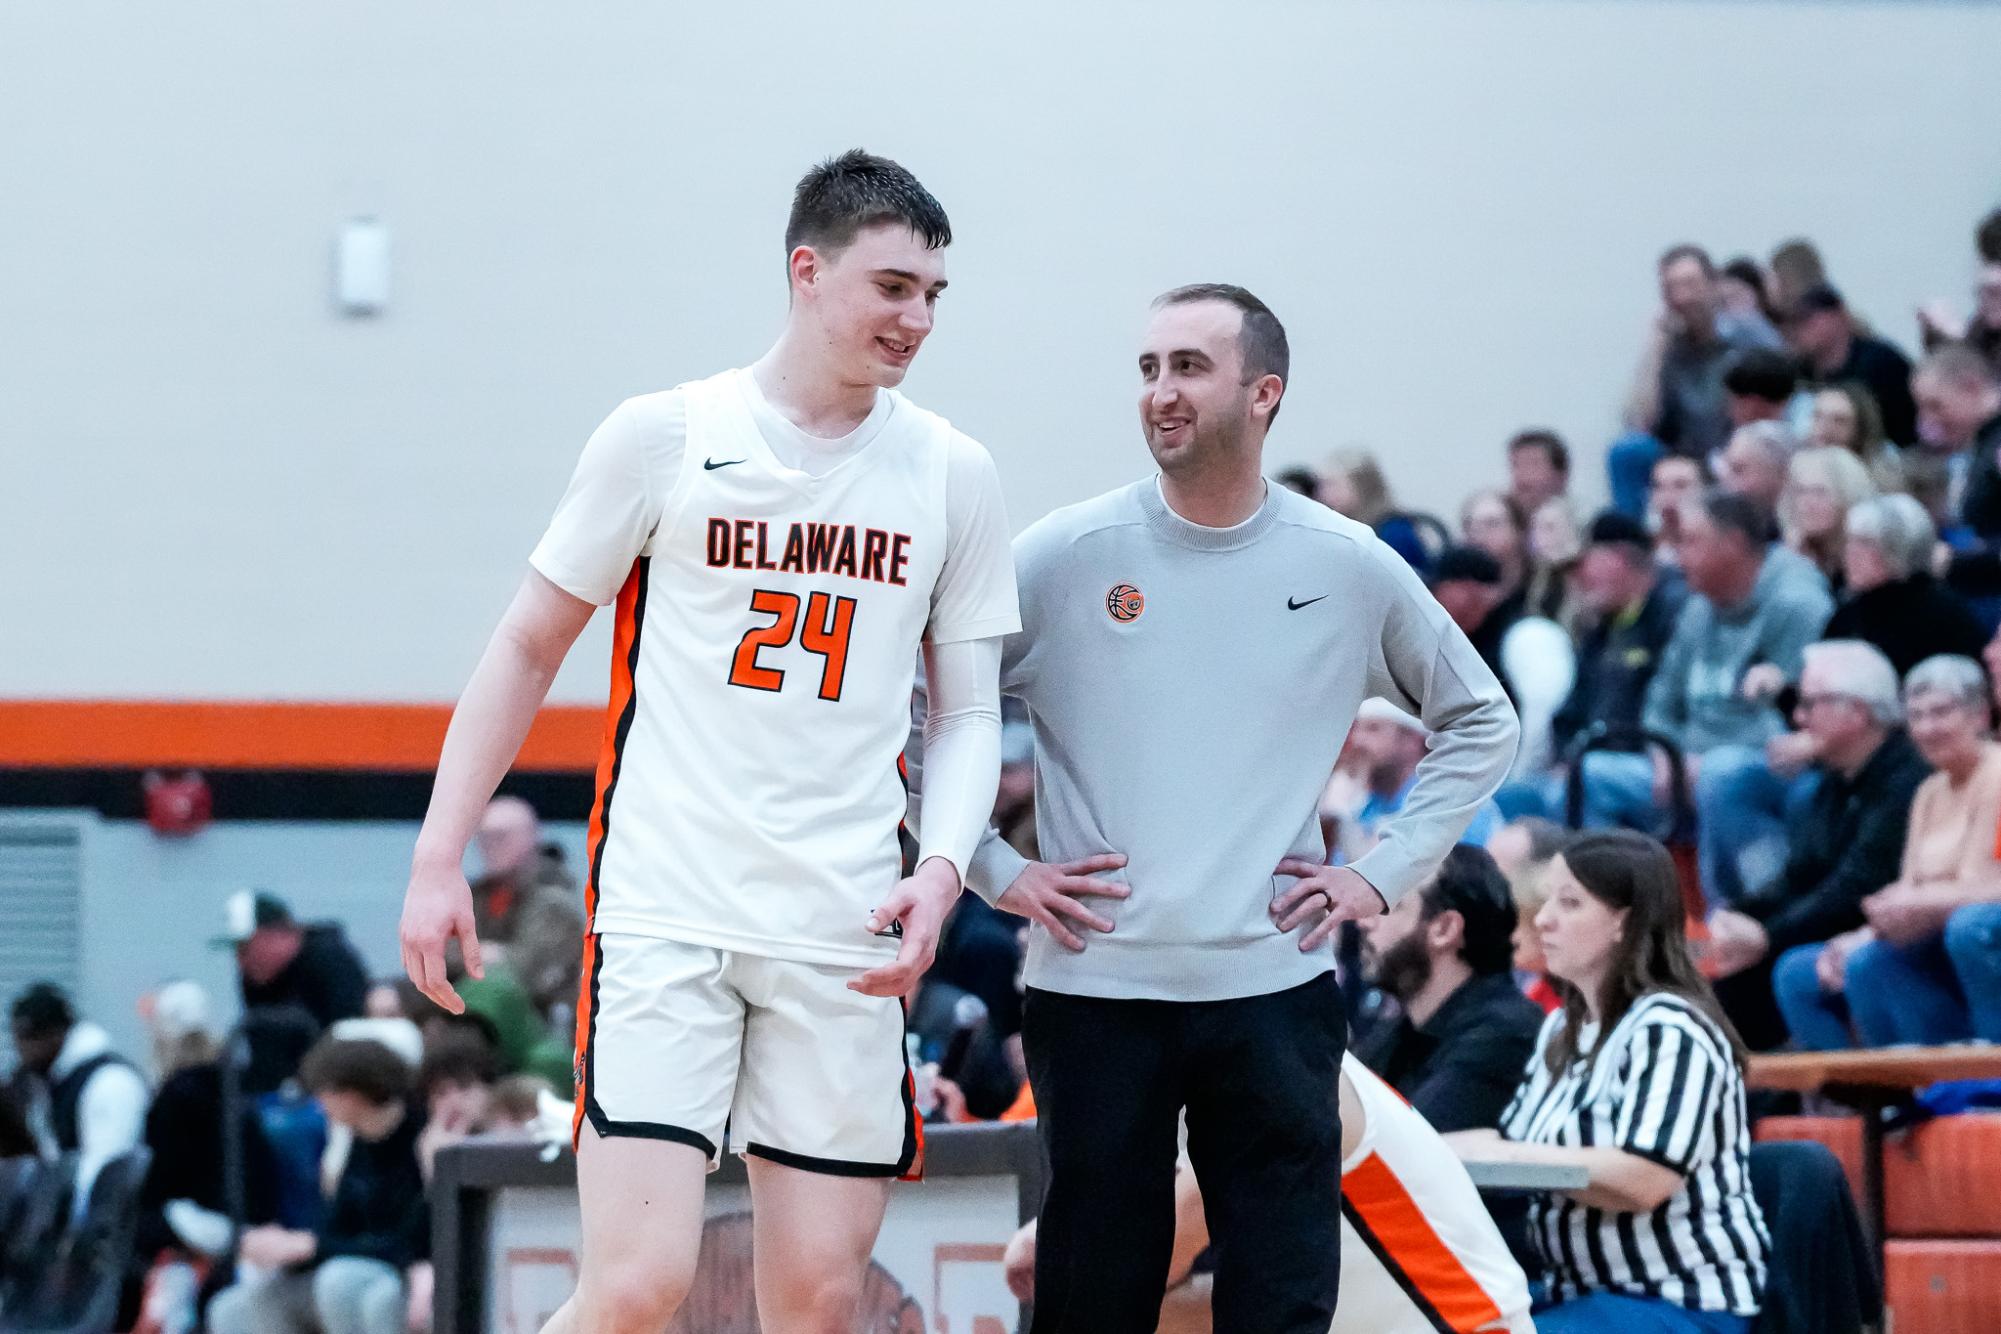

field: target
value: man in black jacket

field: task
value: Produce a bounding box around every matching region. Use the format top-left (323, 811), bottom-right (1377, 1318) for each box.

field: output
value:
top-left (1550, 511), bottom-right (1687, 760)
top-left (1704, 640), bottom-right (1931, 1050)
top-left (1350, 845), bottom-right (1543, 1133)
top-left (223, 890), bottom-right (370, 1033)
top-left (1788, 284), bottom-right (1918, 446)
top-left (205, 1036), bottom-right (437, 1334)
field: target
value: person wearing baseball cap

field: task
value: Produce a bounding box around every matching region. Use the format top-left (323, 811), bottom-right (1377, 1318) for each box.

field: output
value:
top-left (218, 889), bottom-right (370, 1035)
top-left (1549, 510), bottom-right (1689, 763)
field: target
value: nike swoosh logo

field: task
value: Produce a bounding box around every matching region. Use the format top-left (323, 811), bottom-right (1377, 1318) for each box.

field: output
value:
top-left (1287, 595), bottom-right (1328, 611)
top-left (703, 458), bottom-right (745, 471)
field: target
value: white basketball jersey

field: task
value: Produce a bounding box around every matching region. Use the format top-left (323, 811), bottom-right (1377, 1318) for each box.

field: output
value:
top-left (530, 368), bottom-right (1019, 968)
top-left (1337, 1055), bottom-right (1534, 1334)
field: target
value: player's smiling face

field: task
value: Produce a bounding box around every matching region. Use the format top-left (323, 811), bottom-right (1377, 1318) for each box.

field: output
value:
top-left (1137, 300), bottom-right (1255, 473)
top-left (799, 222), bottom-right (948, 389)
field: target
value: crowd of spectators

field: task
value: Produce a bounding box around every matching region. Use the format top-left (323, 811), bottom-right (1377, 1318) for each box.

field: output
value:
top-left (4, 207), bottom-right (2001, 1331)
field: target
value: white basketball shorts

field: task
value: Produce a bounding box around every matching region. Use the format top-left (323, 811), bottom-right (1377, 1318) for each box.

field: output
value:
top-left (569, 932), bottom-right (923, 1179)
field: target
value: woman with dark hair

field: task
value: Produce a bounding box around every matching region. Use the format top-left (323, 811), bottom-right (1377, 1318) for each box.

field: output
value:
top-left (1451, 831), bottom-right (1769, 1333)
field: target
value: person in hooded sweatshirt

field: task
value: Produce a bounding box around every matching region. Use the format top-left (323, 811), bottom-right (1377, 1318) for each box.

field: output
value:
top-left (6, 981), bottom-right (148, 1204)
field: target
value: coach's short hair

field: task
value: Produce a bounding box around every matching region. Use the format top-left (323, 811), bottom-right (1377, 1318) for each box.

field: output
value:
top-left (785, 149), bottom-right (951, 258)
top-left (1153, 283), bottom-right (1291, 420)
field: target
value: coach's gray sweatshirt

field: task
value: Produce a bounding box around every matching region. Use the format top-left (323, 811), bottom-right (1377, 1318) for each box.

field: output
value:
top-left (962, 478), bottom-right (1518, 1002)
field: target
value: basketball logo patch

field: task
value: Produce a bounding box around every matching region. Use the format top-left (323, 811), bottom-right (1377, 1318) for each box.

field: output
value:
top-left (1106, 583), bottom-right (1145, 622)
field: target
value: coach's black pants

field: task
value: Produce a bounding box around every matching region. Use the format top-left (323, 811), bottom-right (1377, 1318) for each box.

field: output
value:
top-left (1022, 973), bottom-right (1345, 1334)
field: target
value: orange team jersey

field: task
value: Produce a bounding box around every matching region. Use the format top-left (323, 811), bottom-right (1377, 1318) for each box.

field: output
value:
top-left (530, 369), bottom-right (1019, 968)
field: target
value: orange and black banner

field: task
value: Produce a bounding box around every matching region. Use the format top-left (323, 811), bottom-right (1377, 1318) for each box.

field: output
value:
top-left (0, 699), bottom-right (605, 820)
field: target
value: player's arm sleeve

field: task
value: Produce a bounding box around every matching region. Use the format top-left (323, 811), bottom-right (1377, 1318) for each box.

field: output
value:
top-left (528, 396), bottom-right (675, 606)
top-left (927, 437), bottom-right (1021, 644)
top-left (1352, 547), bottom-right (1521, 906)
top-left (909, 636), bottom-right (1004, 886)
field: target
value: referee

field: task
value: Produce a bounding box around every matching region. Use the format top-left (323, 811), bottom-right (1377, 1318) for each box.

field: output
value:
top-left (920, 285), bottom-right (1518, 1333)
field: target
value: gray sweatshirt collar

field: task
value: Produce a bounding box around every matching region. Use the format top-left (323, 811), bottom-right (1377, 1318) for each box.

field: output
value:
top-left (1138, 476), bottom-right (1280, 551)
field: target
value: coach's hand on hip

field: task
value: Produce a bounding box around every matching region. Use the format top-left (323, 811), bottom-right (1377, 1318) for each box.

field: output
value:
top-left (852, 856), bottom-right (965, 997)
top-left (1271, 859), bottom-right (1387, 952)
top-left (996, 853), bottom-right (1130, 952)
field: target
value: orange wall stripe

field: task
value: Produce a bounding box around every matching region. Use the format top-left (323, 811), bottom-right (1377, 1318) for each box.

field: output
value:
top-left (0, 699), bottom-right (606, 772)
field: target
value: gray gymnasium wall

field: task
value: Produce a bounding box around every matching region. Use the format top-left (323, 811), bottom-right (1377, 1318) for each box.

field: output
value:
top-left (4, 0), bottom-right (1998, 707)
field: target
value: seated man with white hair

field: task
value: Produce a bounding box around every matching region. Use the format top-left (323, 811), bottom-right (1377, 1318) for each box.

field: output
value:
top-left (1775, 654), bottom-right (2001, 1048)
top-left (1714, 421), bottom-right (1796, 513)
top-left (1703, 640), bottom-right (1932, 1050)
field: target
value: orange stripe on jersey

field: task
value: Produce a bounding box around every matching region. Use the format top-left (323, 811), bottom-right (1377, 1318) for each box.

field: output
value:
top-left (1344, 1152), bottom-right (1504, 1333)
top-left (570, 933), bottom-right (602, 1150)
top-left (583, 560), bottom-right (649, 928)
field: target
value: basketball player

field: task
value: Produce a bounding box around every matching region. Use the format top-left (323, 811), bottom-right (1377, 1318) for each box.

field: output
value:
top-left (1002, 1054), bottom-right (1538, 1334)
top-left (398, 150), bottom-right (1019, 1334)
top-left (911, 285), bottom-right (1518, 1332)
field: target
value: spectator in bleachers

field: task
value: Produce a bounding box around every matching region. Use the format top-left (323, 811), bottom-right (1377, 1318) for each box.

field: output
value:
top-left (133, 980), bottom-right (280, 1306)
top-left (1471, 831), bottom-right (1769, 1333)
top-left (1807, 381), bottom-right (1904, 493)
top-left (1719, 256), bottom-right (1778, 326)
top-left (1779, 445), bottom-right (1876, 595)
top-left (1323, 699), bottom-right (1505, 867)
top-left (1646, 453), bottom-right (1707, 565)
top-left (1318, 446), bottom-right (1433, 576)
top-left (470, 795), bottom-right (584, 1016)
top-left (1487, 818), bottom-right (1570, 1014)
top-left (1549, 511), bottom-right (1687, 764)
top-left (1787, 284), bottom-right (1919, 446)
top-left (1917, 345), bottom-right (2001, 590)
top-left (1273, 464), bottom-right (1320, 497)
top-left (1506, 428), bottom-right (1570, 516)
top-left (1715, 421), bottom-right (1796, 513)
top-left (1351, 845), bottom-right (1544, 1134)
top-left (1722, 348), bottom-right (1801, 431)
top-left (1611, 244), bottom-right (1786, 517)
top-left (1573, 494), bottom-right (1831, 895)
top-left (207, 1036), bottom-right (435, 1334)
top-left (1431, 545), bottom-right (1521, 698)
top-left (5, 982), bottom-right (146, 1201)
top-left (1918, 258), bottom-right (2001, 373)
top-left (1774, 654), bottom-right (2001, 1049)
top-left (1460, 489), bottom-right (1531, 600)
top-left (224, 890), bottom-right (369, 1034)
top-left (1768, 237), bottom-right (1833, 320)
top-left (1825, 495), bottom-right (1989, 678)
top-left (1705, 640), bottom-right (1930, 1050)
top-left (1525, 497), bottom-right (1581, 630)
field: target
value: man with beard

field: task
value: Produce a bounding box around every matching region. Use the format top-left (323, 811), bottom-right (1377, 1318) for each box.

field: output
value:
top-left (1351, 845), bottom-right (1544, 1134)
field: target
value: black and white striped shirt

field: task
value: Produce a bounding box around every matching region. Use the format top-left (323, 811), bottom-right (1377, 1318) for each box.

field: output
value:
top-left (1499, 992), bottom-right (1770, 1315)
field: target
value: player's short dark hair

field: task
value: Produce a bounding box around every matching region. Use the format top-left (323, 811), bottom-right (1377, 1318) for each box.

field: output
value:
top-left (300, 1037), bottom-right (412, 1108)
top-left (1698, 489), bottom-right (1777, 548)
top-left (9, 982), bottom-right (74, 1039)
top-left (1723, 348), bottom-right (1801, 404)
top-left (1507, 429), bottom-right (1570, 475)
top-left (1659, 243), bottom-right (1715, 277)
top-left (1153, 283), bottom-right (1291, 421)
top-left (785, 149), bottom-right (951, 258)
top-left (1417, 845), bottom-right (1518, 975)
